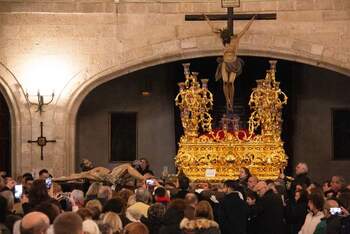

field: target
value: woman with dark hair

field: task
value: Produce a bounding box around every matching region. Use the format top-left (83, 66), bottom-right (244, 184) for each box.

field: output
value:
top-left (180, 200), bottom-right (220, 234)
top-left (285, 189), bottom-right (309, 234)
top-left (141, 203), bottom-right (166, 234)
top-left (298, 192), bottom-right (325, 234)
top-left (237, 167), bottom-right (251, 188)
top-left (159, 199), bottom-right (186, 234)
top-left (22, 179), bottom-right (51, 214)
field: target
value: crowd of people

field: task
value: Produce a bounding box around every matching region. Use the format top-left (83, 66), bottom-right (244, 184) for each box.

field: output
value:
top-left (0, 159), bottom-right (350, 234)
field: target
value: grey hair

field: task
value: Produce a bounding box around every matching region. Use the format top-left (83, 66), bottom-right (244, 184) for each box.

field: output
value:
top-left (71, 189), bottom-right (85, 205)
top-left (135, 188), bottom-right (152, 204)
top-left (298, 162), bottom-right (309, 173)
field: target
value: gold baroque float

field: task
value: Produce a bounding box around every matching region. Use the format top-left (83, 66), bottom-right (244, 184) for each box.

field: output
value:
top-left (175, 60), bottom-right (288, 181)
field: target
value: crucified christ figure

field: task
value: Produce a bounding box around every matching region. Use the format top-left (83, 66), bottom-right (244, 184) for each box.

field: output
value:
top-left (204, 15), bottom-right (256, 112)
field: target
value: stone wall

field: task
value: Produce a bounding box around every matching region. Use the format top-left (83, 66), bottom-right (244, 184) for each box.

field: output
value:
top-left (0, 0), bottom-right (349, 176)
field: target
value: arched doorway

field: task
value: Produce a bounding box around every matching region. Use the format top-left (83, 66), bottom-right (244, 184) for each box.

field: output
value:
top-left (0, 90), bottom-right (11, 175)
top-left (74, 55), bottom-right (350, 181)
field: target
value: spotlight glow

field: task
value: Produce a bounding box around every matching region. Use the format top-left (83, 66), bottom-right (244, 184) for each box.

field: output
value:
top-left (21, 55), bottom-right (73, 95)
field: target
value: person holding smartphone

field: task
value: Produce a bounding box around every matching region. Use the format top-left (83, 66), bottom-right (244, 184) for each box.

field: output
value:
top-left (313, 199), bottom-right (343, 234)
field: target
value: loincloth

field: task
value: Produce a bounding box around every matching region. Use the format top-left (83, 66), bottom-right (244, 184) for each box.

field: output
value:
top-left (215, 57), bottom-right (244, 81)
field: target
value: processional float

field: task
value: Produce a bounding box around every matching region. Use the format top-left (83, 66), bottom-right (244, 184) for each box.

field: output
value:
top-left (175, 60), bottom-right (288, 181)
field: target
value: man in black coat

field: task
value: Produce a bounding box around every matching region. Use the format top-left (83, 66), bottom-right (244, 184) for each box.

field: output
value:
top-left (290, 162), bottom-right (311, 197)
top-left (254, 181), bottom-right (286, 234)
top-left (218, 180), bottom-right (249, 234)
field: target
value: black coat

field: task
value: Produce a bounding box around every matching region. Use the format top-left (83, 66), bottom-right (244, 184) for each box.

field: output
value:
top-left (141, 215), bottom-right (163, 234)
top-left (159, 207), bottom-right (184, 234)
top-left (290, 173), bottom-right (311, 197)
top-left (255, 190), bottom-right (286, 234)
top-left (285, 199), bottom-right (308, 234)
top-left (218, 192), bottom-right (249, 234)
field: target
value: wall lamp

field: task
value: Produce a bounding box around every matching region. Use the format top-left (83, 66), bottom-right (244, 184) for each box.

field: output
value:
top-left (26, 91), bottom-right (54, 115)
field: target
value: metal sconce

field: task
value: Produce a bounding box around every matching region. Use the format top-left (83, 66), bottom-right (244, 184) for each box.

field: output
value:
top-left (26, 91), bottom-right (54, 115)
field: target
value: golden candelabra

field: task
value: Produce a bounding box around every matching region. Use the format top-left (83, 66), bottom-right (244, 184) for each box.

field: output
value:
top-left (175, 63), bottom-right (213, 138)
top-left (175, 60), bottom-right (288, 181)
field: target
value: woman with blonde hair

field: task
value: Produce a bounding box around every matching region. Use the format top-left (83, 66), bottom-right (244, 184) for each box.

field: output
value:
top-left (180, 200), bottom-right (220, 234)
top-left (86, 182), bottom-right (102, 201)
top-left (102, 212), bottom-right (123, 234)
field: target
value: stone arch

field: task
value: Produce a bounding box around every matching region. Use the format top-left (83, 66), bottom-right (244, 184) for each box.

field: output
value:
top-left (60, 36), bottom-right (350, 174)
top-left (0, 64), bottom-right (32, 176)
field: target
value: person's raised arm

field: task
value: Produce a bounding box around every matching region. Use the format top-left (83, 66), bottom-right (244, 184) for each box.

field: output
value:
top-left (203, 14), bottom-right (221, 34)
top-left (237, 15), bottom-right (256, 39)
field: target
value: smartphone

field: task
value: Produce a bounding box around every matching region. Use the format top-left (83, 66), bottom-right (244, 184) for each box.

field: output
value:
top-left (330, 207), bottom-right (342, 215)
top-left (146, 179), bottom-right (155, 186)
top-left (14, 185), bottom-right (23, 199)
top-left (45, 177), bottom-right (52, 189)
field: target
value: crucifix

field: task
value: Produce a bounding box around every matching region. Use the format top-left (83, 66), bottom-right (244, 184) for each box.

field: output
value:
top-left (27, 122), bottom-right (56, 160)
top-left (185, 0), bottom-right (276, 113)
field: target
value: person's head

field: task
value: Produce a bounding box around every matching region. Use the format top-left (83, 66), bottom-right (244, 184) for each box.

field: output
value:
top-left (85, 199), bottom-right (103, 214)
top-left (28, 179), bottom-right (50, 205)
top-left (117, 189), bottom-right (133, 205)
top-left (248, 176), bottom-right (258, 190)
top-left (86, 182), bottom-right (101, 197)
top-left (185, 192), bottom-right (198, 208)
top-left (34, 201), bottom-right (61, 224)
top-left (38, 169), bottom-right (50, 180)
top-left (246, 190), bottom-right (258, 206)
top-left (20, 211), bottom-right (50, 234)
top-left (147, 203), bottom-right (166, 220)
top-left (308, 192), bottom-right (325, 214)
top-left (295, 189), bottom-right (309, 203)
top-left (71, 189), bottom-right (85, 207)
top-left (135, 188), bottom-right (152, 204)
top-left (23, 173), bottom-right (34, 190)
top-left (123, 222), bottom-right (149, 234)
top-left (154, 186), bottom-right (167, 198)
top-left (254, 181), bottom-right (268, 197)
top-left (82, 219), bottom-right (100, 234)
top-left (103, 197), bottom-right (125, 214)
top-left (97, 186), bottom-right (112, 201)
top-left (295, 163), bottom-right (308, 175)
top-left (194, 200), bottom-right (214, 220)
top-left (102, 212), bottom-right (123, 233)
top-left (322, 180), bottom-right (331, 193)
top-left (223, 180), bottom-right (237, 193)
top-left (331, 176), bottom-right (346, 192)
top-left (178, 175), bottom-right (190, 190)
top-left (139, 158), bottom-right (150, 171)
top-left (4, 177), bottom-right (16, 189)
top-left (76, 207), bottom-right (93, 220)
top-left (0, 190), bottom-right (14, 212)
top-left (239, 167), bottom-right (251, 180)
top-left (53, 212), bottom-right (83, 234)
top-left (168, 198), bottom-right (187, 212)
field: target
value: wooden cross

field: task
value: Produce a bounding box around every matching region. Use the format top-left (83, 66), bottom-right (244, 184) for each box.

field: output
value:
top-left (185, 2), bottom-right (276, 37)
top-left (27, 122), bottom-right (56, 160)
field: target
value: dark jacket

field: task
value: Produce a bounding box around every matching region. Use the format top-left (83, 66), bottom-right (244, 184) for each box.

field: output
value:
top-left (255, 189), bottom-right (286, 234)
top-left (180, 218), bottom-right (221, 234)
top-left (290, 173), bottom-right (311, 197)
top-left (159, 207), bottom-right (184, 234)
top-left (285, 199), bottom-right (308, 234)
top-left (218, 192), bottom-right (248, 234)
top-left (141, 215), bottom-right (163, 234)
top-left (247, 204), bottom-right (259, 234)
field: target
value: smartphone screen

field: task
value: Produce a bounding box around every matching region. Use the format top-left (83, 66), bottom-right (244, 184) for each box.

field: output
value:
top-left (146, 179), bottom-right (155, 186)
top-left (14, 185), bottom-right (23, 199)
top-left (45, 177), bottom-right (52, 189)
top-left (330, 207), bottom-right (342, 215)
